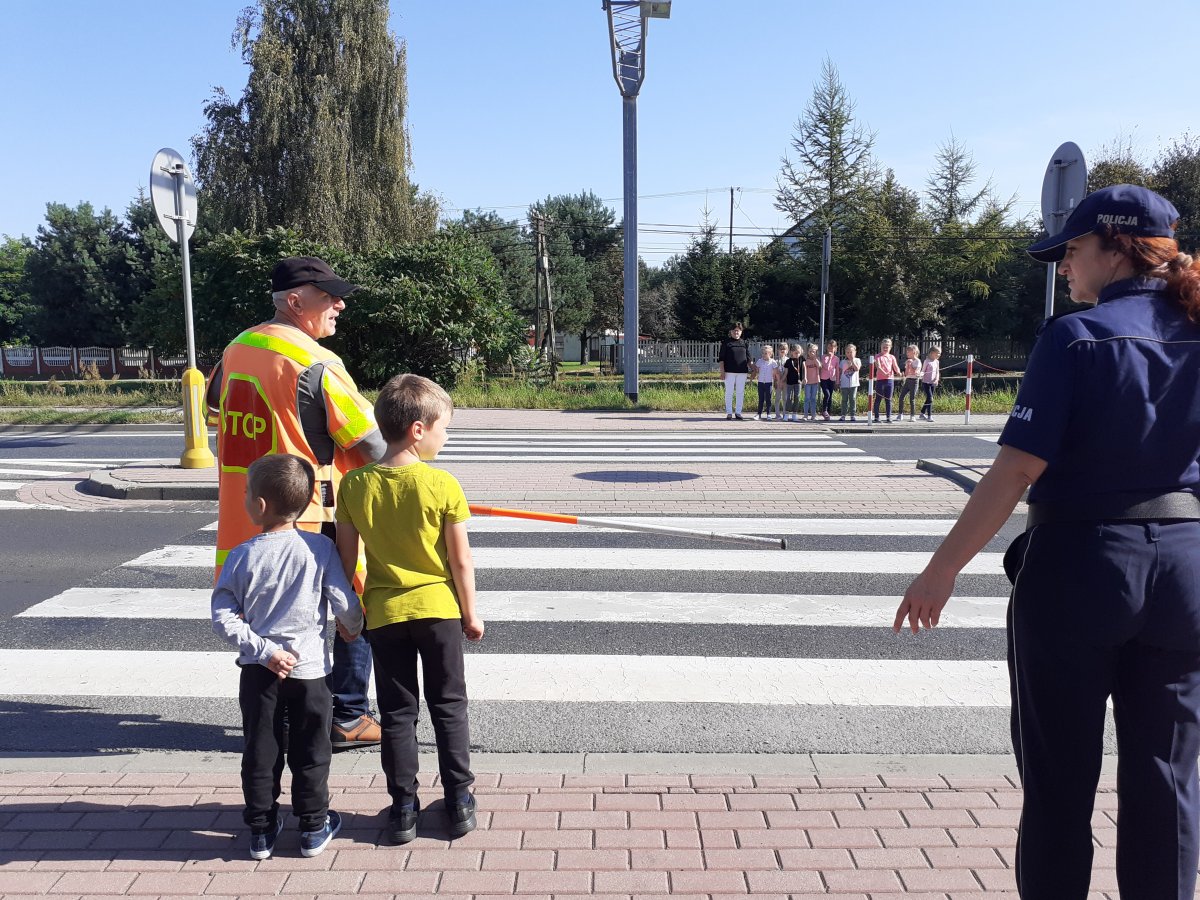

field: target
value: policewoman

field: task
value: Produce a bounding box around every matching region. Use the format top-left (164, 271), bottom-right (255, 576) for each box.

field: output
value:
top-left (894, 184), bottom-right (1200, 899)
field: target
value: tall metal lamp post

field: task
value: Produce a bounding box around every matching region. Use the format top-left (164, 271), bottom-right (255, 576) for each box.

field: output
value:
top-left (603, 0), bottom-right (670, 403)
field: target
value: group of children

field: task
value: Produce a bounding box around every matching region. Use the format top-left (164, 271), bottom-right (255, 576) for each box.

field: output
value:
top-left (211, 374), bottom-right (481, 860)
top-left (750, 339), bottom-right (941, 423)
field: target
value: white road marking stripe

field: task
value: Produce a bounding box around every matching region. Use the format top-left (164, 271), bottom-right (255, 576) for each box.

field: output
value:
top-left (441, 446), bottom-right (861, 454)
top-left (0, 467), bottom-right (71, 477)
top-left (438, 455), bottom-right (879, 463)
top-left (974, 434), bottom-right (1002, 441)
top-left (124, 545), bottom-right (1005, 575)
top-left (463, 516), bottom-right (962, 536)
top-left (0, 481), bottom-right (27, 490)
top-left (0, 458), bottom-right (135, 465)
top-left (17, 587), bottom-right (1009, 628)
top-left (0, 500), bottom-right (70, 510)
top-left (0, 649), bottom-right (1010, 706)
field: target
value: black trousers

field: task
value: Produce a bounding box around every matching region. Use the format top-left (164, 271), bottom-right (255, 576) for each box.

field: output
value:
top-left (819, 378), bottom-right (836, 415)
top-left (1005, 521), bottom-right (1200, 899)
top-left (896, 377), bottom-right (918, 416)
top-left (920, 382), bottom-right (935, 417)
top-left (367, 618), bottom-right (474, 813)
top-left (756, 382), bottom-right (772, 416)
top-left (872, 378), bottom-right (894, 419)
top-left (239, 666), bottom-right (332, 833)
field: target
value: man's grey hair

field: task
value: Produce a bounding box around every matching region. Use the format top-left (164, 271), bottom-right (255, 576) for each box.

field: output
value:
top-left (272, 289), bottom-right (292, 305)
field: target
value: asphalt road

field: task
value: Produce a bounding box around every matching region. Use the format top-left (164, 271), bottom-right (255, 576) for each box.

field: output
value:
top-left (0, 424), bottom-right (1033, 755)
top-left (0, 426), bottom-right (1001, 465)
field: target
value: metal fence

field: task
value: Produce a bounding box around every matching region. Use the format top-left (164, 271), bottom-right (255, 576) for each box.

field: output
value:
top-left (609, 336), bottom-right (1031, 375)
top-left (0, 346), bottom-right (188, 379)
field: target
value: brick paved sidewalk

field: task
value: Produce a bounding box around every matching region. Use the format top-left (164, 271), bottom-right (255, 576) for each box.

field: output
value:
top-left (0, 770), bottom-right (1123, 898)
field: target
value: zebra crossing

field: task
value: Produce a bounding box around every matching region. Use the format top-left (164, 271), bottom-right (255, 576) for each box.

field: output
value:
top-left (438, 429), bottom-right (885, 463)
top-left (0, 456), bottom-right (142, 509)
top-left (0, 511), bottom-right (1042, 756)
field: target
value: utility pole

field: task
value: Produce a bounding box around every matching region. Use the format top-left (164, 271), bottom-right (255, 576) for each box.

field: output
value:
top-left (603, 0), bottom-right (671, 403)
top-left (530, 211), bottom-right (558, 382)
top-left (729, 187), bottom-right (735, 253)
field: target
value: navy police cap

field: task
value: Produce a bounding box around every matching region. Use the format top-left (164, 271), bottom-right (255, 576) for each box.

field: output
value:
top-left (1027, 184), bottom-right (1179, 263)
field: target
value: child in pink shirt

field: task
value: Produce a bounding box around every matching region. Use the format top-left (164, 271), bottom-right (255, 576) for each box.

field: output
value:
top-left (802, 344), bottom-right (821, 421)
top-left (872, 339), bottom-right (900, 423)
top-left (819, 340), bottom-right (840, 421)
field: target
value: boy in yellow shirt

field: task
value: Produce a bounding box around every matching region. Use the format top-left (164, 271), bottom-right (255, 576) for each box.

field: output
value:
top-left (335, 374), bottom-right (484, 844)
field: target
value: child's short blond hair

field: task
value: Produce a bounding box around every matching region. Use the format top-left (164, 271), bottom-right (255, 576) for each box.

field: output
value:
top-left (374, 374), bottom-right (454, 444)
top-left (907, 344), bottom-right (919, 353)
top-left (928, 346), bottom-right (942, 356)
top-left (246, 454), bottom-right (314, 521)
top-left (845, 343), bottom-right (856, 352)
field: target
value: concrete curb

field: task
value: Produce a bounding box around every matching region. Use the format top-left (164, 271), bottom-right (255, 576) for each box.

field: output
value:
top-left (82, 468), bottom-right (218, 501)
top-left (916, 458), bottom-right (989, 492)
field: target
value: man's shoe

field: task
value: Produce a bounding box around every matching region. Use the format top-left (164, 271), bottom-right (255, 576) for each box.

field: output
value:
top-left (734, 414), bottom-right (744, 421)
top-left (248, 817), bottom-right (284, 861)
top-left (726, 413), bottom-right (733, 420)
top-left (331, 714), bottom-right (381, 749)
top-left (388, 798), bottom-right (421, 845)
top-left (300, 810), bottom-right (341, 858)
top-left (449, 794), bottom-right (477, 838)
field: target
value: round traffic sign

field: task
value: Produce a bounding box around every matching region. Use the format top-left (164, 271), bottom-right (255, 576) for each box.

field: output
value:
top-left (149, 148), bottom-right (198, 244)
top-left (1040, 142), bottom-right (1087, 237)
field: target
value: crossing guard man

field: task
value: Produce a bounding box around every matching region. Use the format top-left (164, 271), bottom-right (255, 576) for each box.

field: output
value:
top-left (894, 184), bottom-right (1200, 899)
top-left (207, 256), bottom-right (387, 750)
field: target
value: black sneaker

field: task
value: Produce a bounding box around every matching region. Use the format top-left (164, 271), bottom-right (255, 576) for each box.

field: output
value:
top-left (388, 798), bottom-right (421, 845)
top-left (726, 414), bottom-right (733, 420)
top-left (734, 414), bottom-right (745, 421)
top-left (248, 817), bottom-right (283, 861)
top-left (300, 810), bottom-right (341, 858)
top-left (449, 794), bottom-right (477, 838)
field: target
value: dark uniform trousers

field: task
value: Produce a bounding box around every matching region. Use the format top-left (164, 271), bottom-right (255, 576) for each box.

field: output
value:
top-left (366, 618), bottom-right (474, 814)
top-left (1005, 520), bottom-right (1200, 900)
top-left (239, 666), bottom-right (333, 834)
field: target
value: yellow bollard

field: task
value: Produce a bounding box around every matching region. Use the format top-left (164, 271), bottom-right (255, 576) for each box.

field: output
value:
top-left (179, 367), bottom-right (216, 469)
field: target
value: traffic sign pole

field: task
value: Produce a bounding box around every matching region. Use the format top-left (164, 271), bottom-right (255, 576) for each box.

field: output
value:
top-left (150, 148), bottom-right (214, 470)
top-left (1039, 142), bottom-right (1088, 320)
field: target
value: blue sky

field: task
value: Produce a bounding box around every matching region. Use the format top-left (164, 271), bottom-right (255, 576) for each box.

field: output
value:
top-left (3, 0), bottom-right (1194, 261)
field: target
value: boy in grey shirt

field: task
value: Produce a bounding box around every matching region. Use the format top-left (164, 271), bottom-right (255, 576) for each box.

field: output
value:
top-left (212, 454), bottom-right (363, 860)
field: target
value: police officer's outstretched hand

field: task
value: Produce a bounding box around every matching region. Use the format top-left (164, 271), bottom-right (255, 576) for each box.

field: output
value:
top-left (893, 568), bottom-right (955, 634)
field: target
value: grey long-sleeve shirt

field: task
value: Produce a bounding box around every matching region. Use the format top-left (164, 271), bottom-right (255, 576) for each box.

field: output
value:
top-left (211, 529), bottom-right (363, 679)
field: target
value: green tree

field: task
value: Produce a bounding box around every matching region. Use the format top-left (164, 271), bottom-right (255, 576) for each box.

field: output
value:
top-left (775, 57), bottom-right (877, 229)
top-left (639, 258), bottom-right (677, 340)
top-left (192, 0), bottom-right (436, 250)
top-left (1154, 133), bottom-right (1200, 251)
top-left (673, 225), bottom-right (760, 339)
top-left (24, 202), bottom-right (141, 347)
top-left (1086, 136), bottom-right (1154, 194)
top-left (337, 233), bottom-right (526, 387)
top-left (0, 237), bottom-right (33, 344)
top-left (533, 192), bottom-right (623, 360)
top-left (926, 136), bottom-right (992, 226)
top-left (449, 210), bottom-right (534, 314)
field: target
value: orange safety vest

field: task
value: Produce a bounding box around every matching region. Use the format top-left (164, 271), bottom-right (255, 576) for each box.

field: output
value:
top-left (208, 322), bottom-right (378, 583)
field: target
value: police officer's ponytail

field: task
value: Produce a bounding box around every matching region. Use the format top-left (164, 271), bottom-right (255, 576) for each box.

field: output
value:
top-left (1099, 227), bottom-right (1200, 324)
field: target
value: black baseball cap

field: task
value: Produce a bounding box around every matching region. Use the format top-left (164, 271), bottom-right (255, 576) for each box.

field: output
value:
top-left (270, 256), bottom-right (361, 297)
top-left (1027, 184), bottom-right (1179, 263)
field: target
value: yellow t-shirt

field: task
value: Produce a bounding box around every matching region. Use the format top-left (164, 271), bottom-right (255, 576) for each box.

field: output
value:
top-left (335, 462), bottom-right (470, 628)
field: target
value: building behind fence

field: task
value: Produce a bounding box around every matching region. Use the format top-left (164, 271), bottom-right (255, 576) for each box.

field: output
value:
top-left (0, 347), bottom-right (189, 379)
top-left (607, 336), bottom-right (1030, 375)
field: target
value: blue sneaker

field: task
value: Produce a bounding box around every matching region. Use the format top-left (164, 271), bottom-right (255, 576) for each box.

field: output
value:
top-left (299, 810), bottom-right (341, 858)
top-left (248, 817), bottom-right (283, 861)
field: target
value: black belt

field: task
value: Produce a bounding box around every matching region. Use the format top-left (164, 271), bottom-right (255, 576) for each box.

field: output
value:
top-left (1026, 491), bottom-right (1200, 528)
